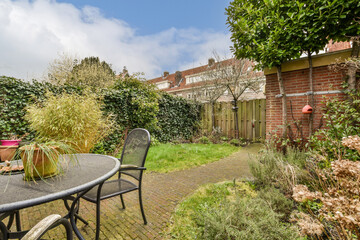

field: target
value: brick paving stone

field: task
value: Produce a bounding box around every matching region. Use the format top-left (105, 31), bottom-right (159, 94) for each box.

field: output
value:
top-left (8, 144), bottom-right (261, 239)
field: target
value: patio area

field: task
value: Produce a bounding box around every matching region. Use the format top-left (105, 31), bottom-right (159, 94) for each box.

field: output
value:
top-left (15, 144), bottom-right (260, 239)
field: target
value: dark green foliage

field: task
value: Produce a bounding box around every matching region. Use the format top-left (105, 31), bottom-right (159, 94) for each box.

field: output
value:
top-left (257, 186), bottom-right (294, 221)
top-left (0, 76), bottom-right (82, 141)
top-left (155, 92), bottom-right (201, 143)
top-left (99, 76), bottom-right (159, 153)
top-left (310, 90), bottom-right (360, 161)
top-left (1, 75), bottom-right (200, 154)
top-left (196, 197), bottom-right (300, 240)
top-left (0, 76), bottom-right (40, 140)
top-left (229, 138), bottom-right (241, 146)
top-left (70, 56), bottom-right (116, 89)
top-left (198, 136), bottom-right (210, 144)
top-left (226, 0), bottom-right (301, 70)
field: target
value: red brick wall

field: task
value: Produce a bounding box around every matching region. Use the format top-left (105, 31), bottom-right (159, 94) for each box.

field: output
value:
top-left (265, 65), bottom-right (346, 139)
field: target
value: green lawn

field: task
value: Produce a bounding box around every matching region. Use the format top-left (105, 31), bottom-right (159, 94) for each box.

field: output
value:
top-left (145, 143), bottom-right (239, 173)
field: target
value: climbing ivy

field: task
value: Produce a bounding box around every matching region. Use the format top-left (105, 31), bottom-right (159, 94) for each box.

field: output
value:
top-left (155, 92), bottom-right (201, 142)
top-left (0, 76), bottom-right (201, 154)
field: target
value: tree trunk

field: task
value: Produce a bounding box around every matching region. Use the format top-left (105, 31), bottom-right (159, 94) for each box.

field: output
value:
top-left (233, 100), bottom-right (239, 139)
top-left (277, 66), bottom-right (288, 139)
top-left (211, 101), bottom-right (216, 131)
top-left (348, 41), bottom-right (359, 92)
top-left (307, 51), bottom-right (315, 137)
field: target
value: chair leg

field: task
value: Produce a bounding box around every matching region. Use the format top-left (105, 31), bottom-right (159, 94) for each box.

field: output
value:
top-left (95, 182), bottom-right (104, 240)
top-left (120, 195), bottom-right (125, 209)
top-left (95, 200), bottom-right (101, 240)
top-left (138, 189), bottom-right (147, 225)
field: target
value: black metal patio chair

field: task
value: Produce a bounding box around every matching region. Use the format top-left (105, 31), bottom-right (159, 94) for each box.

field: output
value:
top-left (81, 128), bottom-right (151, 237)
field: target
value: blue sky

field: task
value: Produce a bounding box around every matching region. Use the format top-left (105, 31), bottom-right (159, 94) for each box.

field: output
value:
top-left (0, 0), bottom-right (232, 80)
top-left (57, 0), bottom-right (231, 35)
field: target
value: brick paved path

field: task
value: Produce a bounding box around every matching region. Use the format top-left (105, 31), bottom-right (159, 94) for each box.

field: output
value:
top-left (15, 144), bottom-right (261, 239)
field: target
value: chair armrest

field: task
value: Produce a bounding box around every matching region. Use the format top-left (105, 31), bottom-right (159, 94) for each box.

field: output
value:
top-left (120, 165), bottom-right (146, 171)
top-left (22, 214), bottom-right (73, 240)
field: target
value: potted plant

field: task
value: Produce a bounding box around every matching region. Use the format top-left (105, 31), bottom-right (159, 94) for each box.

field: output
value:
top-left (17, 140), bottom-right (76, 181)
top-left (0, 133), bottom-right (26, 162)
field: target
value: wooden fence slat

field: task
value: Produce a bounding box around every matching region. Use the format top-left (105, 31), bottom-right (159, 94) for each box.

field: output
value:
top-left (200, 99), bottom-right (266, 141)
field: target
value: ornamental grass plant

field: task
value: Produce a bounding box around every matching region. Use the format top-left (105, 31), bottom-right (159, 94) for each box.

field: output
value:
top-left (25, 92), bottom-right (113, 153)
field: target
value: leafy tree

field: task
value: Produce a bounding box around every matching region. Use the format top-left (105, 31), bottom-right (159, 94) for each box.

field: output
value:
top-left (46, 52), bottom-right (78, 85)
top-left (226, 0), bottom-right (301, 138)
top-left (291, 0), bottom-right (360, 135)
top-left (323, 0), bottom-right (360, 91)
top-left (46, 55), bottom-right (116, 90)
top-left (71, 57), bottom-right (116, 90)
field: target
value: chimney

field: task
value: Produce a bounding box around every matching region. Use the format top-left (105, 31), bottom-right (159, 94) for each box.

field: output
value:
top-left (163, 71), bottom-right (169, 77)
top-left (208, 58), bottom-right (215, 67)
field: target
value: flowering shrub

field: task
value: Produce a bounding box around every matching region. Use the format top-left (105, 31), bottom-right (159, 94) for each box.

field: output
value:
top-left (292, 136), bottom-right (360, 239)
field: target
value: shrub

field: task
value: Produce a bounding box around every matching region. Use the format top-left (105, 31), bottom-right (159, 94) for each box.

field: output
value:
top-left (0, 76), bottom-right (82, 141)
top-left (310, 89), bottom-right (360, 161)
top-left (197, 197), bottom-right (301, 240)
top-left (230, 138), bottom-right (241, 146)
top-left (198, 136), bottom-right (210, 144)
top-left (155, 92), bottom-right (201, 143)
top-left (167, 181), bottom-right (257, 239)
top-left (25, 92), bottom-right (112, 153)
top-left (0, 75), bottom-right (201, 154)
top-left (257, 186), bottom-right (294, 221)
top-left (150, 136), bottom-right (160, 147)
top-left (249, 146), bottom-right (310, 195)
top-left (220, 136), bottom-right (229, 142)
top-left (292, 136), bottom-right (360, 239)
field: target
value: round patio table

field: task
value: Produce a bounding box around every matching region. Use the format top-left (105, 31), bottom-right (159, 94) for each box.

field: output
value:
top-left (0, 154), bottom-right (120, 240)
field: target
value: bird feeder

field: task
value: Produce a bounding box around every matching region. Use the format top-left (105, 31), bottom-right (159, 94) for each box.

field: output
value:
top-left (302, 105), bottom-right (313, 114)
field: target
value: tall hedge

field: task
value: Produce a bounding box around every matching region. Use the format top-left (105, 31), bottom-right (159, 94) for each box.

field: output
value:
top-left (0, 77), bottom-right (48, 140)
top-left (0, 76), bottom-right (201, 153)
top-left (155, 93), bottom-right (201, 142)
top-left (0, 76), bottom-right (81, 140)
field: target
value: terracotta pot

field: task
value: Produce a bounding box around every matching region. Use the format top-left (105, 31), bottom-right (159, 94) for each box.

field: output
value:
top-left (0, 145), bottom-right (18, 162)
top-left (20, 147), bottom-right (59, 180)
top-left (1, 140), bottom-right (21, 146)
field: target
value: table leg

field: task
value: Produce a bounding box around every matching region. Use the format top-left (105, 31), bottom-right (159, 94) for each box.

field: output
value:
top-left (69, 188), bottom-right (92, 240)
top-left (63, 197), bottom-right (89, 225)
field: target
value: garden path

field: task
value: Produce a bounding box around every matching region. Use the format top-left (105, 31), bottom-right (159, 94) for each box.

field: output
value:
top-left (18, 143), bottom-right (262, 239)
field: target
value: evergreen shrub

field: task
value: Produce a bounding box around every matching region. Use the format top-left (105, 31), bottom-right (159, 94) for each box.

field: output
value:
top-left (0, 76), bottom-right (201, 154)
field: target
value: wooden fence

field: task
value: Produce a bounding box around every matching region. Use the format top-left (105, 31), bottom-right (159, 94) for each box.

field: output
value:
top-left (201, 99), bottom-right (266, 141)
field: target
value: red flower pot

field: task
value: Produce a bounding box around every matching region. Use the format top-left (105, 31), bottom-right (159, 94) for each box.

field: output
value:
top-left (1, 140), bottom-right (21, 146)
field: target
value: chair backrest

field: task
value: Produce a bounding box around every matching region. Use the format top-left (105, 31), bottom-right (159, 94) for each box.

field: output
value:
top-left (120, 128), bottom-right (151, 180)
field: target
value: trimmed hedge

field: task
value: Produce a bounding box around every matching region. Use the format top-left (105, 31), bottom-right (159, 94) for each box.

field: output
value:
top-left (155, 93), bottom-right (201, 142)
top-left (0, 76), bottom-right (201, 153)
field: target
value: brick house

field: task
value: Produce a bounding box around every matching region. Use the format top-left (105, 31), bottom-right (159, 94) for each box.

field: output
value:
top-left (265, 48), bottom-right (352, 139)
top-left (146, 58), bottom-right (266, 102)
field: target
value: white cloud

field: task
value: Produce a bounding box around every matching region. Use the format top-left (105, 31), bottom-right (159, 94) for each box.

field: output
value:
top-left (0, 0), bottom-right (231, 80)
